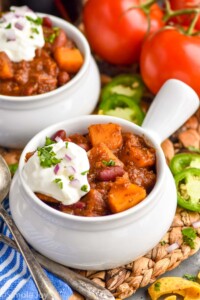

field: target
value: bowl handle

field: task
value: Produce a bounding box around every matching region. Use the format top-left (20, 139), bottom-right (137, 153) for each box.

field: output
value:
top-left (142, 79), bottom-right (199, 144)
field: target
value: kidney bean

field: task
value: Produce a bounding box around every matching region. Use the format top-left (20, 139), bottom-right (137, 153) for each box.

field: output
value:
top-left (96, 166), bottom-right (125, 182)
top-left (52, 29), bottom-right (68, 52)
top-left (51, 130), bottom-right (67, 141)
top-left (42, 17), bottom-right (53, 28)
top-left (71, 201), bottom-right (86, 210)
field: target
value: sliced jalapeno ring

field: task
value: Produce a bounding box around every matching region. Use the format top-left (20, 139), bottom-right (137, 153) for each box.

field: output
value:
top-left (101, 74), bottom-right (144, 104)
top-left (170, 153), bottom-right (200, 175)
top-left (175, 168), bottom-right (200, 212)
top-left (98, 94), bottom-right (145, 125)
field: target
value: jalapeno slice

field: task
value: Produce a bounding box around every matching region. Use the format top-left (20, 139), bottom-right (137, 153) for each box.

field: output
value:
top-left (98, 94), bottom-right (145, 125)
top-left (175, 168), bottom-right (200, 212)
top-left (101, 74), bottom-right (144, 104)
top-left (170, 153), bottom-right (200, 175)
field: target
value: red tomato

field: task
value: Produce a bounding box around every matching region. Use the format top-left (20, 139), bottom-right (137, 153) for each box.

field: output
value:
top-left (83, 0), bottom-right (164, 65)
top-left (170, 0), bottom-right (200, 29)
top-left (140, 27), bottom-right (200, 95)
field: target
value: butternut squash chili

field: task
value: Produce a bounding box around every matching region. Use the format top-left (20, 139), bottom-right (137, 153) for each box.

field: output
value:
top-left (25, 123), bottom-right (157, 217)
top-left (0, 16), bottom-right (83, 96)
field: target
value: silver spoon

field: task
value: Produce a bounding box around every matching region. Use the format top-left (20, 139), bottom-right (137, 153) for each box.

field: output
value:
top-left (0, 155), bottom-right (61, 300)
top-left (0, 234), bottom-right (115, 300)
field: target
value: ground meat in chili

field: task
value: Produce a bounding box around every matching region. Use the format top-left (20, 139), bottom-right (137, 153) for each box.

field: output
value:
top-left (0, 18), bottom-right (83, 96)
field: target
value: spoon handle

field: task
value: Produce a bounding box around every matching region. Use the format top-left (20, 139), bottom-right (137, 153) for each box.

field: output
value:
top-left (0, 207), bottom-right (61, 300)
top-left (0, 234), bottom-right (115, 300)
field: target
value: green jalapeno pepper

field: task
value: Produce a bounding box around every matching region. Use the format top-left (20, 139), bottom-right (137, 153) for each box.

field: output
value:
top-left (101, 74), bottom-right (144, 104)
top-left (175, 168), bottom-right (200, 212)
top-left (170, 153), bottom-right (200, 175)
top-left (98, 94), bottom-right (145, 125)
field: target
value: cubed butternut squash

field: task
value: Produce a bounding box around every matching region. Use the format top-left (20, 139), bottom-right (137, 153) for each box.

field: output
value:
top-left (108, 178), bottom-right (146, 213)
top-left (88, 143), bottom-right (123, 170)
top-left (120, 145), bottom-right (156, 168)
top-left (0, 52), bottom-right (13, 79)
top-left (88, 123), bottom-right (123, 151)
top-left (54, 47), bottom-right (83, 73)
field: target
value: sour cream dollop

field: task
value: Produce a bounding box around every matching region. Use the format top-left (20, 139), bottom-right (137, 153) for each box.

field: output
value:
top-left (23, 140), bottom-right (90, 205)
top-left (0, 6), bottom-right (45, 62)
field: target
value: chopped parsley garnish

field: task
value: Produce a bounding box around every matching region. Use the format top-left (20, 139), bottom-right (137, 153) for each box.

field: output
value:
top-left (154, 282), bottom-right (161, 291)
top-left (102, 160), bottom-right (116, 166)
top-left (45, 27), bottom-right (60, 43)
top-left (65, 142), bottom-right (69, 149)
top-left (81, 185), bottom-right (88, 192)
top-left (53, 178), bottom-right (63, 189)
top-left (69, 175), bottom-right (74, 181)
top-left (9, 163), bottom-right (18, 176)
top-left (37, 146), bottom-right (61, 168)
top-left (183, 273), bottom-right (197, 282)
top-left (45, 33), bottom-right (56, 43)
top-left (26, 16), bottom-right (42, 25)
top-left (81, 170), bottom-right (89, 175)
top-left (182, 227), bottom-right (197, 249)
top-left (45, 137), bottom-right (55, 146)
top-left (29, 35), bottom-right (34, 39)
top-left (31, 27), bottom-right (39, 34)
top-left (53, 26), bottom-right (59, 31)
top-left (5, 23), bottom-right (11, 29)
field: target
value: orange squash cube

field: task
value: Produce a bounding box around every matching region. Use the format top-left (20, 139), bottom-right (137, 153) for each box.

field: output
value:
top-left (54, 47), bottom-right (83, 73)
top-left (88, 123), bottom-right (123, 151)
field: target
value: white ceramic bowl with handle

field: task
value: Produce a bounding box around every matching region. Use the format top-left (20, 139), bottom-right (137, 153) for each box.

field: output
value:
top-left (0, 13), bottom-right (100, 149)
top-left (9, 79), bottom-right (199, 270)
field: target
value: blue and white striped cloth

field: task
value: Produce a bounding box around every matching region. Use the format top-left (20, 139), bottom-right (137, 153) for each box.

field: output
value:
top-left (0, 199), bottom-right (73, 300)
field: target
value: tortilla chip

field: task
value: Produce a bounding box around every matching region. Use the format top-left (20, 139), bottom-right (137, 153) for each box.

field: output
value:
top-left (148, 277), bottom-right (200, 300)
top-left (164, 296), bottom-right (177, 300)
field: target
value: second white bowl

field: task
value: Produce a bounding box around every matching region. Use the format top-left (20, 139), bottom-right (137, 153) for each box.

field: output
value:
top-left (0, 13), bottom-right (100, 149)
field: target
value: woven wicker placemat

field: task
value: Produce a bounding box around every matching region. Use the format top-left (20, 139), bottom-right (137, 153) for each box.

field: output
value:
top-left (74, 107), bottom-right (200, 300)
top-left (1, 106), bottom-right (199, 300)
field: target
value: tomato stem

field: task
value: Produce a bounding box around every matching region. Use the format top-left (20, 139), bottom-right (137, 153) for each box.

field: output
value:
top-left (125, 0), bottom-right (157, 15)
top-left (187, 12), bottom-right (200, 35)
top-left (163, 0), bottom-right (200, 23)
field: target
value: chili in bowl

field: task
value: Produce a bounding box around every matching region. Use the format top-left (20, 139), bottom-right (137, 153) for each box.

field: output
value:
top-left (0, 6), bottom-right (100, 148)
top-left (9, 80), bottom-right (199, 270)
top-left (23, 123), bottom-right (156, 216)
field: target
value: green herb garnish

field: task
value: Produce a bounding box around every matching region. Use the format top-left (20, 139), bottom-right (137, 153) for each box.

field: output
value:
top-left (45, 27), bottom-right (60, 43)
top-left (182, 227), bottom-right (197, 249)
top-left (65, 142), bottom-right (69, 149)
top-left (81, 185), bottom-right (88, 192)
top-left (53, 178), bottom-right (63, 189)
top-left (81, 170), bottom-right (89, 175)
top-left (9, 163), bottom-right (18, 176)
top-left (37, 146), bottom-right (61, 168)
top-left (26, 16), bottom-right (42, 25)
top-left (45, 33), bottom-right (56, 43)
top-left (5, 23), bottom-right (11, 29)
top-left (102, 160), bottom-right (116, 166)
top-left (154, 282), bottom-right (161, 291)
top-left (69, 175), bottom-right (74, 181)
top-left (45, 137), bottom-right (55, 146)
top-left (183, 273), bottom-right (197, 282)
top-left (53, 26), bottom-right (59, 31)
top-left (29, 35), bottom-right (34, 39)
top-left (31, 27), bottom-right (39, 34)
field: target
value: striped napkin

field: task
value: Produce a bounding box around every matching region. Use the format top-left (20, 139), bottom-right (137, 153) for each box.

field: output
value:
top-left (0, 199), bottom-right (73, 300)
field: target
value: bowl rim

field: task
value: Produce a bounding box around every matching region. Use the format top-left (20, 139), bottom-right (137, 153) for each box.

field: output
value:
top-left (18, 115), bottom-right (166, 223)
top-left (0, 13), bottom-right (90, 103)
